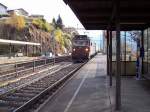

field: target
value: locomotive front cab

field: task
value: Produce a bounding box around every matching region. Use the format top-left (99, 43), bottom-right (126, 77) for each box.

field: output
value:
top-left (72, 35), bottom-right (90, 62)
top-left (72, 46), bottom-right (90, 58)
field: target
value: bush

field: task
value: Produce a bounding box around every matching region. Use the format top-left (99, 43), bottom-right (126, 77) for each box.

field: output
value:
top-left (32, 19), bottom-right (52, 32)
top-left (5, 15), bottom-right (25, 30)
top-left (54, 28), bottom-right (65, 47)
top-left (32, 52), bottom-right (41, 57)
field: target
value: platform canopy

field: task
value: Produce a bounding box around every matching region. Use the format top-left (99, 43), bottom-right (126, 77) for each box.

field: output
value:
top-left (64, 0), bottom-right (150, 31)
top-left (0, 39), bottom-right (41, 46)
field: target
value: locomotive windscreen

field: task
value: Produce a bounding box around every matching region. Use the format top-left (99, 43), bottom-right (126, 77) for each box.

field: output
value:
top-left (72, 35), bottom-right (90, 46)
top-left (73, 40), bottom-right (89, 46)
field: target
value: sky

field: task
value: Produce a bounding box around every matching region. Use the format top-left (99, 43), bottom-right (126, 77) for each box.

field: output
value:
top-left (0, 0), bottom-right (82, 27)
top-left (0, 0), bottom-right (103, 48)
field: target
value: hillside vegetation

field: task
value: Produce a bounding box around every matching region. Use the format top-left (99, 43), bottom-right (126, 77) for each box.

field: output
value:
top-left (0, 15), bottom-right (78, 56)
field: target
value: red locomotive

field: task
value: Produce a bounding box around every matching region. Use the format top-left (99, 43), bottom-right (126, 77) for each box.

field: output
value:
top-left (72, 35), bottom-right (96, 62)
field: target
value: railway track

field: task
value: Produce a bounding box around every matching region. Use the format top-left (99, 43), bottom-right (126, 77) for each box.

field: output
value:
top-left (0, 62), bottom-right (85, 112)
top-left (0, 56), bottom-right (71, 90)
top-left (0, 62), bottom-right (71, 95)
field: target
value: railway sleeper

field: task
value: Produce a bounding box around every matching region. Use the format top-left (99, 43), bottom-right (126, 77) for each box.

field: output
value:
top-left (10, 92), bottom-right (35, 98)
top-left (22, 87), bottom-right (44, 91)
top-left (0, 100), bottom-right (24, 107)
top-left (33, 81), bottom-right (51, 85)
top-left (7, 94), bottom-right (30, 100)
top-left (25, 84), bottom-right (46, 88)
top-left (0, 106), bottom-right (15, 112)
top-left (49, 75), bottom-right (61, 79)
top-left (33, 81), bottom-right (54, 86)
top-left (15, 90), bottom-right (38, 95)
top-left (7, 94), bottom-right (33, 99)
top-left (17, 89), bottom-right (41, 94)
top-left (32, 80), bottom-right (55, 85)
top-left (0, 95), bottom-right (30, 102)
top-left (25, 86), bottom-right (46, 90)
top-left (0, 75), bottom-right (17, 82)
top-left (29, 84), bottom-right (50, 88)
top-left (39, 77), bottom-right (57, 82)
top-left (31, 82), bottom-right (49, 86)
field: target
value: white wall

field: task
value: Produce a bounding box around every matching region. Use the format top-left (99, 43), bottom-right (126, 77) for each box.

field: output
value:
top-left (14, 10), bottom-right (28, 17)
top-left (0, 5), bottom-right (7, 15)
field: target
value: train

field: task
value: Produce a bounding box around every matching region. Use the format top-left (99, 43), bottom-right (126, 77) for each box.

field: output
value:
top-left (71, 35), bottom-right (97, 62)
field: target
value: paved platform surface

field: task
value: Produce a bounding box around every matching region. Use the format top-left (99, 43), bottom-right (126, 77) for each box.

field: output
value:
top-left (119, 77), bottom-right (150, 112)
top-left (38, 53), bottom-right (150, 112)
top-left (0, 56), bottom-right (37, 65)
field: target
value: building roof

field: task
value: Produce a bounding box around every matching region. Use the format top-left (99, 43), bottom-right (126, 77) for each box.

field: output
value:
top-left (0, 3), bottom-right (7, 9)
top-left (7, 8), bottom-right (28, 15)
top-left (29, 15), bottom-right (44, 19)
top-left (64, 0), bottom-right (150, 31)
top-left (30, 14), bottom-right (44, 17)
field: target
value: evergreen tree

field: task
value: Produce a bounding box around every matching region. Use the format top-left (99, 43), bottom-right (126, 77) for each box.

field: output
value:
top-left (56, 15), bottom-right (63, 29)
top-left (52, 18), bottom-right (56, 28)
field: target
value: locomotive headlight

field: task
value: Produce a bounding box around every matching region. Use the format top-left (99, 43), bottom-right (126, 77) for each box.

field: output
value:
top-left (85, 48), bottom-right (89, 52)
top-left (73, 48), bottom-right (76, 51)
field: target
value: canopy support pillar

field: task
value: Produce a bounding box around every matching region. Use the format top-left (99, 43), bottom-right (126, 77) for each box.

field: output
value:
top-left (124, 32), bottom-right (127, 75)
top-left (115, 0), bottom-right (121, 110)
top-left (141, 30), bottom-right (144, 74)
top-left (107, 30), bottom-right (110, 76)
top-left (109, 31), bottom-right (112, 86)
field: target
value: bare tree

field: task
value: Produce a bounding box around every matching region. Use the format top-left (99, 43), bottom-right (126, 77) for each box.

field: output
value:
top-left (127, 31), bottom-right (141, 43)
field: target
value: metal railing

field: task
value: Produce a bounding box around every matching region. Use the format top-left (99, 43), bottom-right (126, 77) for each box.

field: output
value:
top-left (0, 56), bottom-right (71, 77)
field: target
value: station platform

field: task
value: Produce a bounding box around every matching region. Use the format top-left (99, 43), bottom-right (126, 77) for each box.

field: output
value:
top-left (38, 54), bottom-right (111, 112)
top-left (0, 56), bottom-right (38, 65)
top-left (38, 53), bottom-right (150, 112)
